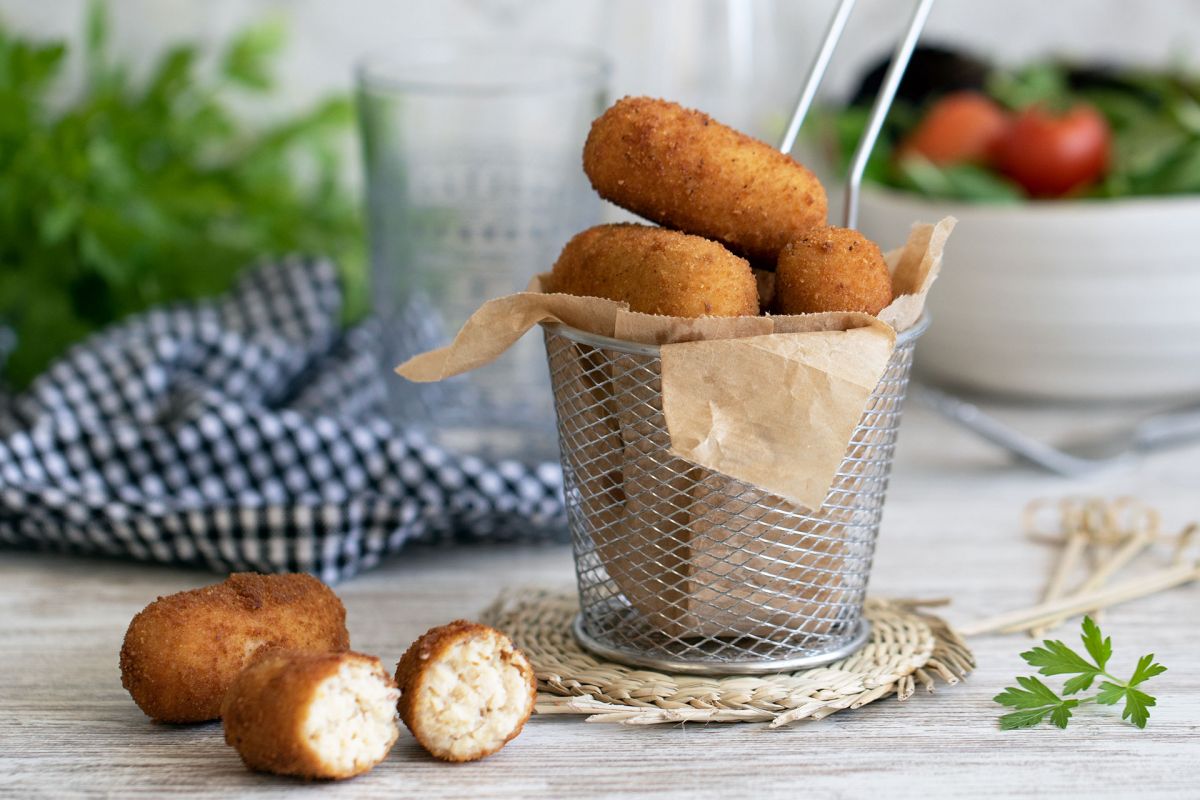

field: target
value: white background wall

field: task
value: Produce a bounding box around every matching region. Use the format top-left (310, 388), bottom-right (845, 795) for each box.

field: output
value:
top-left (3, 0), bottom-right (1195, 141)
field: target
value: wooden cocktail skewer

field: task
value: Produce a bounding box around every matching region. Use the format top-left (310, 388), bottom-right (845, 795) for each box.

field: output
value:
top-left (1036, 529), bottom-right (1155, 629)
top-left (1005, 530), bottom-right (1154, 635)
top-left (1028, 506), bottom-right (1088, 638)
top-left (959, 497), bottom-right (1194, 638)
top-left (1021, 496), bottom-right (1160, 636)
top-left (1024, 497), bottom-right (1095, 637)
top-left (1040, 498), bottom-right (1159, 632)
top-left (960, 557), bottom-right (1200, 637)
top-left (1171, 523), bottom-right (1197, 563)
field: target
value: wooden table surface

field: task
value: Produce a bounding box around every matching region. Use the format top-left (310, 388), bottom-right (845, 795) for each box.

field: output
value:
top-left (2, 401), bottom-right (1198, 799)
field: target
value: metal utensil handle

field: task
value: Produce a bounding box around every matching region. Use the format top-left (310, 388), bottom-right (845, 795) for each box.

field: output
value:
top-left (909, 384), bottom-right (1097, 476)
top-left (778, 0), bottom-right (857, 158)
top-left (778, 0), bottom-right (936, 228)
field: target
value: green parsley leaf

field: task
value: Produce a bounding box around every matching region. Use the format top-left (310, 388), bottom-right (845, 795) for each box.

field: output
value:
top-left (998, 707), bottom-right (1053, 730)
top-left (1080, 616), bottom-right (1112, 671)
top-left (220, 19), bottom-right (285, 90)
top-left (84, 0), bottom-right (107, 83)
top-left (995, 676), bottom-right (1078, 730)
top-left (1094, 681), bottom-right (1127, 706)
top-left (1021, 639), bottom-right (1101, 680)
top-left (994, 675), bottom-right (1064, 709)
top-left (995, 617), bottom-right (1167, 731)
top-left (1061, 671), bottom-right (1100, 696)
top-left (1121, 688), bottom-right (1157, 730)
top-left (1129, 653), bottom-right (1168, 686)
top-left (1049, 700), bottom-right (1079, 729)
top-left (1019, 622), bottom-right (1108, 695)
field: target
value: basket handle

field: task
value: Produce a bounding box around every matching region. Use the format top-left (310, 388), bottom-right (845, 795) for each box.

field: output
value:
top-left (778, 0), bottom-right (936, 228)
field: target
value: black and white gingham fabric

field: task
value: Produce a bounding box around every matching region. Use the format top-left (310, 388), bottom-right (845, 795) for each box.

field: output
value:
top-left (0, 259), bottom-right (565, 582)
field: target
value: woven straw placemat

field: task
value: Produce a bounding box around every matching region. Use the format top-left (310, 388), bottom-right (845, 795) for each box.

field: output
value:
top-left (481, 589), bottom-right (974, 727)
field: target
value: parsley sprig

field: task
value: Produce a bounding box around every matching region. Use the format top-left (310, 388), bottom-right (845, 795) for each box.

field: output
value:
top-left (0, 2), bottom-right (364, 388)
top-left (994, 616), bottom-right (1166, 730)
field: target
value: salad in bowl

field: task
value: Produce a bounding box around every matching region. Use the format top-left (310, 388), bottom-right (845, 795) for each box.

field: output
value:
top-left (825, 46), bottom-right (1200, 401)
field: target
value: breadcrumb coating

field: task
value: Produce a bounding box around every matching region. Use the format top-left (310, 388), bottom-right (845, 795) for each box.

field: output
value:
top-left (583, 96), bottom-right (827, 263)
top-left (120, 573), bottom-right (349, 723)
top-left (774, 226), bottom-right (894, 315)
top-left (547, 223), bottom-right (757, 318)
top-left (222, 650), bottom-right (399, 780)
top-left (395, 620), bottom-right (536, 763)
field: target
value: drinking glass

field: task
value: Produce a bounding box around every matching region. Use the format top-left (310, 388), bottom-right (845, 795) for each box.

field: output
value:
top-left (358, 41), bottom-right (608, 461)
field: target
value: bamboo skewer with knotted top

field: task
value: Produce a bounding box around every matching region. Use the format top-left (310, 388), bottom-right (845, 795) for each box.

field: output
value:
top-left (961, 497), bottom-right (1197, 638)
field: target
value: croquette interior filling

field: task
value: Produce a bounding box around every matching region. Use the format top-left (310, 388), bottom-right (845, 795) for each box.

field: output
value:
top-left (415, 635), bottom-right (530, 760)
top-left (302, 661), bottom-right (400, 773)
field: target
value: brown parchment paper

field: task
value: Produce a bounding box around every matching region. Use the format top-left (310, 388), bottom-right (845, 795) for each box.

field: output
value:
top-left (396, 217), bottom-right (954, 507)
top-left (659, 326), bottom-right (896, 508)
top-left (879, 216), bottom-right (954, 331)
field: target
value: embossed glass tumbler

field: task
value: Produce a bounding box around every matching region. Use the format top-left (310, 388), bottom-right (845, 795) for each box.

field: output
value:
top-left (358, 41), bottom-right (608, 461)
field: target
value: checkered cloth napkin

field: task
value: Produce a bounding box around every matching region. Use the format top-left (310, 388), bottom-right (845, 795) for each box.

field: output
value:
top-left (0, 259), bottom-right (565, 582)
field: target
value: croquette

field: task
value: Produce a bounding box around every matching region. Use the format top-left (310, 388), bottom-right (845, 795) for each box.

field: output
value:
top-left (774, 226), bottom-right (894, 316)
top-left (547, 223), bottom-right (758, 318)
top-left (221, 650), bottom-right (400, 780)
top-left (395, 620), bottom-right (536, 763)
top-left (120, 572), bottom-right (350, 723)
top-left (583, 96), bottom-right (827, 263)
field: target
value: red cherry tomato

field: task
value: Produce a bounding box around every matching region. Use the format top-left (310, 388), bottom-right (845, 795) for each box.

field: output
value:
top-left (995, 104), bottom-right (1111, 197)
top-left (900, 91), bottom-right (1011, 166)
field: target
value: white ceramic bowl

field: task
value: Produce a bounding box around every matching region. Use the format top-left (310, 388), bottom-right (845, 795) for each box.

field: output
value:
top-left (856, 187), bottom-right (1200, 402)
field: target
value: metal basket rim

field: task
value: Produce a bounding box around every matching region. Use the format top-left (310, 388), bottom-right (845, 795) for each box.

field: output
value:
top-left (571, 612), bottom-right (874, 675)
top-left (541, 312), bottom-right (930, 355)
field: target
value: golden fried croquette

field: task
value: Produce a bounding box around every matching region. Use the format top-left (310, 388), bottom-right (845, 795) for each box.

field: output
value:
top-left (120, 573), bottom-right (349, 723)
top-left (547, 223), bottom-right (757, 318)
top-left (395, 620), bottom-right (536, 763)
top-left (583, 96), bottom-right (827, 263)
top-left (221, 650), bottom-right (400, 780)
top-left (774, 226), bottom-right (894, 316)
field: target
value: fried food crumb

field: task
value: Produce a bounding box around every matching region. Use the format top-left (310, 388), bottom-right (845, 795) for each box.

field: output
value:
top-left (547, 223), bottom-right (757, 318)
top-left (774, 226), bottom-right (894, 315)
top-left (583, 96), bottom-right (827, 263)
top-left (119, 573), bottom-right (349, 723)
top-left (222, 650), bottom-right (399, 780)
top-left (395, 620), bottom-right (536, 763)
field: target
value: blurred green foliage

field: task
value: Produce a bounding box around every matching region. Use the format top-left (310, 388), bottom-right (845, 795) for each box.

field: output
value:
top-left (0, 2), bottom-right (364, 388)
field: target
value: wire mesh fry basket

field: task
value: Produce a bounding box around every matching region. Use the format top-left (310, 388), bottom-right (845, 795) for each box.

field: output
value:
top-left (539, 0), bottom-right (936, 674)
top-left (543, 317), bottom-right (928, 674)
